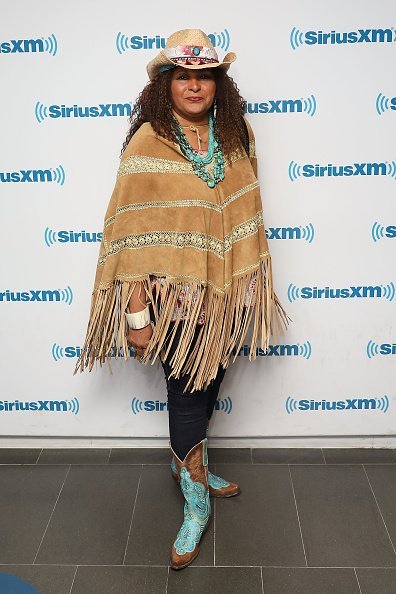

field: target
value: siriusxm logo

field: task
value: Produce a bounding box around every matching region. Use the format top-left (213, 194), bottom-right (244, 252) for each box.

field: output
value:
top-left (289, 160), bottom-right (396, 181)
top-left (35, 101), bottom-right (132, 123)
top-left (1, 286), bottom-right (73, 304)
top-left (266, 224), bottom-right (314, 242)
top-left (45, 228), bottom-right (102, 246)
top-left (53, 344), bottom-right (81, 361)
top-left (244, 95), bottom-right (316, 116)
top-left (367, 340), bottom-right (396, 358)
top-left (376, 93), bottom-right (396, 115)
top-left (0, 165), bottom-right (65, 185)
top-left (237, 341), bottom-right (312, 359)
top-left (288, 282), bottom-right (395, 302)
top-left (0, 397), bottom-right (79, 414)
top-left (131, 396), bottom-right (232, 414)
top-left (52, 343), bottom-right (136, 361)
top-left (290, 27), bottom-right (395, 50)
top-left (371, 222), bottom-right (396, 242)
top-left (0, 34), bottom-right (57, 55)
top-left (286, 395), bottom-right (389, 413)
top-left (116, 29), bottom-right (230, 53)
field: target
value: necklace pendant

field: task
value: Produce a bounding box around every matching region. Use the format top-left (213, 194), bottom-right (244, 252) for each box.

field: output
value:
top-left (207, 179), bottom-right (215, 188)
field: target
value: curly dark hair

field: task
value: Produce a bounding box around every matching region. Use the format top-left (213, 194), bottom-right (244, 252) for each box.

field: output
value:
top-left (120, 67), bottom-right (249, 160)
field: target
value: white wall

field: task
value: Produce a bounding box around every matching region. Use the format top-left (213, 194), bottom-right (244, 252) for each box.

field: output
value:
top-left (1, 0), bottom-right (395, 446)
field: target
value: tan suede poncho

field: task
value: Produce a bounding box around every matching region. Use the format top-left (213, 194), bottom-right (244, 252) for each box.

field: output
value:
top-left (73, 118), bottom-right (290, 392)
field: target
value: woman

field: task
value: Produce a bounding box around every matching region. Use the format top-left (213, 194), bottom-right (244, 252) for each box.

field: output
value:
top-left (74, 29), bottom-right (290, 570)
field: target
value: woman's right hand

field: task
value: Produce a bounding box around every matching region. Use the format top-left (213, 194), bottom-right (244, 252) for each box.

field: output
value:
top-left (127, 323), bottom-right (153, 359)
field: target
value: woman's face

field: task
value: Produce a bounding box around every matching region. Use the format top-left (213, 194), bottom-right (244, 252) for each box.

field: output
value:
top-left (170, 66), bottom-right (216, 121)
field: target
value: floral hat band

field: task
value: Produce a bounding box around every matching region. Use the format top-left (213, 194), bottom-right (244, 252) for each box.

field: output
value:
top-left (163, 45), bottom-right (220, 66)
top-left (146, 28), bottom-right (236, 80)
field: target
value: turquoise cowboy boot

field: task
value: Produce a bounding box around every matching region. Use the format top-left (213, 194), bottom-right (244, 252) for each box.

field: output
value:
top-left (170, 420), bottom-right (241, 497)
top-left (170, 437), bottom-right (211, 570)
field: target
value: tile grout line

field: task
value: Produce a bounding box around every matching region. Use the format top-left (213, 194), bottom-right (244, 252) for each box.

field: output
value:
top-left (9, 462), bottom-right (396, 466)
top-left (165, 565), bottom-right (169, 593)
top-left (32, 464), bottom-right (72, 564)
top-left (122, 465), bottom-right (142, 565)
top-left (228, 462), bottom-right (396, 466)
top-left (288, 464), bottom-right (308, 567)
top-left (3, 562), bottom-right (396, 568)
top-left (353, 567), bottom-right (363, 594)
top-left (260, 565), bottom-right (264, 593)
top-left (362, 464), bottom-right (396, 557)
top-left (320, 447), bottom-right (326, 464)
top-left (68, 565), bottom-right (79, 594)
top-left (35, 448), bottom-right (44, 464)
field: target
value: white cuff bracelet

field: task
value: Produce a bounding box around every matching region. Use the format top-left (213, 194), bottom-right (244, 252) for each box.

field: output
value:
top-left (125, 305), bottom-right (151, 330)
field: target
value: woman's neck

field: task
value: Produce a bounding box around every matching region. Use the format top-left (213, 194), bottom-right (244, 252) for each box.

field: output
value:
top-left (172, 108), bottom-right (209, 128)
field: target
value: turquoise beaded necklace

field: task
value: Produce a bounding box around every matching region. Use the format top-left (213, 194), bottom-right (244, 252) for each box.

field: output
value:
top-left (174, 111), bottom-right (225, 188)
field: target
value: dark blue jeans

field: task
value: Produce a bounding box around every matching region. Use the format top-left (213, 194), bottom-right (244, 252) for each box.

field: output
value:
top-left (160, 321), bottom-right (227, 461)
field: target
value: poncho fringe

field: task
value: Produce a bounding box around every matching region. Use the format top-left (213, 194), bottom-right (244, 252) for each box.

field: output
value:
top-left (73, 251), bottom-right (290, 393)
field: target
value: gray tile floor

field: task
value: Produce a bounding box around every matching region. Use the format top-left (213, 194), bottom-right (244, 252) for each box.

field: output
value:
top-left (0, 447), bottom-right (396, 593)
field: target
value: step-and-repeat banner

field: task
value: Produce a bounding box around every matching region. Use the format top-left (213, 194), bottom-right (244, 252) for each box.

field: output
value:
top-left (1, 1), bottom-right (395, 441)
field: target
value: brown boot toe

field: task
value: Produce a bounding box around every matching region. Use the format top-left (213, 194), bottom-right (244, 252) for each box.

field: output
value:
top-left (170, 543), bottom-right (200, 570)
top-left (210, 480), bottom-right (241, 497)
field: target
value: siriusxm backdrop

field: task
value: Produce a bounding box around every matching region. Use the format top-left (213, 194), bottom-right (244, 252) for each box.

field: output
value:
top-left (1, 0), bottom-right (395, 445)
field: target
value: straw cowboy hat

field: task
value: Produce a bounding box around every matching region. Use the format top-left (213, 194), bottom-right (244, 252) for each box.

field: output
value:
top-left (146, 28), bottom-right (236, 80)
